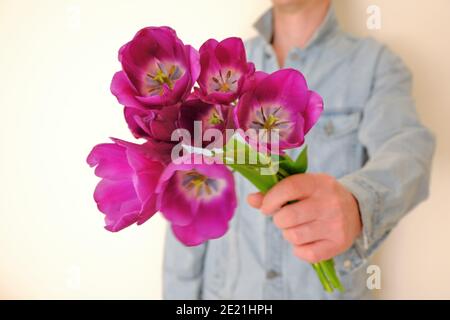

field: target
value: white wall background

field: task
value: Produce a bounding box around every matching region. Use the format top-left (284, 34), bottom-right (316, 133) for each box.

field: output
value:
top-left (0, 0), bottom-right (270, 299)
top-left (0, 0), bottom-right (449, 299)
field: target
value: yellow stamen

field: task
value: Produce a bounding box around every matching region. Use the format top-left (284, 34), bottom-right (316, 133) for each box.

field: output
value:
top-left (151, 68), bottom-right (174, 90)
top-left (219, 82), bottom-right (230, 92)
top-left (264, 114), bottom-right (279, 130)
top-left (209, 111), bottom-right (223, 125)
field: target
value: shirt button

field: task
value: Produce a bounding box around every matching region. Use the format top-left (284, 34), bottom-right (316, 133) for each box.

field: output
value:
top-left (324, 120), bottom-right (335, 136)
top-left (266, 270), bottom-right (280, 279)
top-left (344, 260), bottom-right (352, 270)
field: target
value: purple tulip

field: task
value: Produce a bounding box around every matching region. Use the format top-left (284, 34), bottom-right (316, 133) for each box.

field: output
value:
top-left (234, 69), bottom-right (323, 152)
top-left (156, 159), bottom-right (237, 246)
top-left (178, 98), bottom-right (234, 148)
top-left (195, 37), bottom-right (255, 105)
top-left (87, 138), bottom-right (169, 232)
top-left (111, 27), bottom-right (200, 109)
top-left (124, 104), bottom-right (180, 142)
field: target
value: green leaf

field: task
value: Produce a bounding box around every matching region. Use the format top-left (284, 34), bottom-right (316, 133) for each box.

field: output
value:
top-left (278, 146), bottom-right (308, 176)
top-left (228, 164), bottom-right (277, 193)
top-left (295, 145), bottom-right (308, 173)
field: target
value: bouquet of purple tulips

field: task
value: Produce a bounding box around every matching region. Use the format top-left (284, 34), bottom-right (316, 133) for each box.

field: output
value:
top-left (87, 26), bottom-right (344, 292)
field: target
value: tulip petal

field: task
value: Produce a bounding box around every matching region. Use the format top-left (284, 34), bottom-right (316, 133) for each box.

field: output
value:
top-left (185, 44), bottom-right (201, 85)
top-left (158, 172), bottom-right (198, 226)
top-left (94, 179), bottom-right (141, 232)
top-left (304, 90), bottom-right (324, 134)
top-left (110, 71), bottom-right (144, 109)
top-left (254, 69), bottom-right (308, 108)
top-left (215, 37), bottom-right (247, 68)
top-left (87, 143), bottom-right (133, 180)
top-left (171, 206), bottom-right (229, 246)
top-left (124, 107), bottom-right (154, 139)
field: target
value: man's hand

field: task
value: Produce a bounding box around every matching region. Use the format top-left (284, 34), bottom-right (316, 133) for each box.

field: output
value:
top-left (247, 173), bottom-right (362, 263)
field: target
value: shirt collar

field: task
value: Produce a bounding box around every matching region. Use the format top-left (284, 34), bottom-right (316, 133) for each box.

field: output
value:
top-left (253, 4), bottom-right (339, 50)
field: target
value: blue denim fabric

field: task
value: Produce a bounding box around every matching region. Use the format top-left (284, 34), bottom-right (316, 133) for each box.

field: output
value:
top-left (163, 6), bottom-right (435, 299)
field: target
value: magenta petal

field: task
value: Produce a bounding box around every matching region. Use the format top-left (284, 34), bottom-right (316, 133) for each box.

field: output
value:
top-left (171, 223), bottom-right (205, 246)
top-left (124, 105), bottom-right (179, 142)
top-left (199, 91), bottom-right (237, 105)
top-left (233, 91), bottom-right (254, 132)
top-left (126, 147), bottom-right (164, 199)
top-left (137, 194), bottom-right (158, 225)
top-left (134, 167), bottom-right (160, 201)
top-left (241, 70), bottom-right (268, 94)
top-left (122, 29), bottom-right (158, 69)
top-left (118, 42), bottom-right (128, 62)
top-left (110, 71), bottom-right (144, 109)
top-left (215, 37), bottom-right (247, 67)
top-left (94, 179), bottom-right (141, 231)
top-left (303, 90), bottom-right (323, 134)
top-left (149, 27), bottom-right (179, 59)
top-left (171, 207), bottom-right (229, 246)
top-left (87, 143), bottom-right (133, 180)
top-left (149, 104), bottom-right (180, 141)
top-left (88, 138), bottom-right (167, 232)
top-left (185, 45), bottom-right (200, 86)
top-left (94, 178), bottom-right (138, 208)
top-left (158, 173), bottom-right (197, 226)
top-left (196, 202), bottom-right (229, 237)
top-left (111, 137), bottom-right (163, 162)
top-left (254, 69), bottom-right (308, 107)
top-left (199, 38), bottom-right (219, 54)
top-left (124, 107), bottom-right (154, 139)
top-left (105, 213), bottom-right (140, 232)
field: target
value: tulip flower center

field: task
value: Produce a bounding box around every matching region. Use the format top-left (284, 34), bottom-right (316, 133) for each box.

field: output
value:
top-left (250, 105), bottom-right (293, 138)
top-left (210, 69), bottom-right (239, 93)
top-left (251, 106), bottom-right (291, 130)
top-left (146, 62), bottom-right (183, 96)
top-left (182, 170), bottom-right (222, 199)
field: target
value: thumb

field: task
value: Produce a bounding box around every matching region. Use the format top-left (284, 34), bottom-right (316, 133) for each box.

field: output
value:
top-left (247, 192), bottom-right (264, 209)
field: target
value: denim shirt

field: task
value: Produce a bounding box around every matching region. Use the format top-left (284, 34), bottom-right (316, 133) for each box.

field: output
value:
top-left (163, 7), bottom-right (435, 299)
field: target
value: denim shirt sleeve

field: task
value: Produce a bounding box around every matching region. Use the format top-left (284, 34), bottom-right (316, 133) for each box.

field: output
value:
top-left (337, 46), bottom-right (436, 274)
top-left (162, 226), bottom-right (207, 299)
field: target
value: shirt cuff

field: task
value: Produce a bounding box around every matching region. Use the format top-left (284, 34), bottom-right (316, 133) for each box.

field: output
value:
top-left (335, 173), bottom-right (383, 274)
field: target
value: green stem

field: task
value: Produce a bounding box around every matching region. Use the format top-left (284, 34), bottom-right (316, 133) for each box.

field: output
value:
top-left (320, 259), bottom-right (345, 292)
top-left (312, 263), bottom-right (333, 293)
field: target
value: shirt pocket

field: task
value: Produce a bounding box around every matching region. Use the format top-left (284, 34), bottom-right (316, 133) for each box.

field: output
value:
top-left (306, 111), bottom-right (363, 178)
